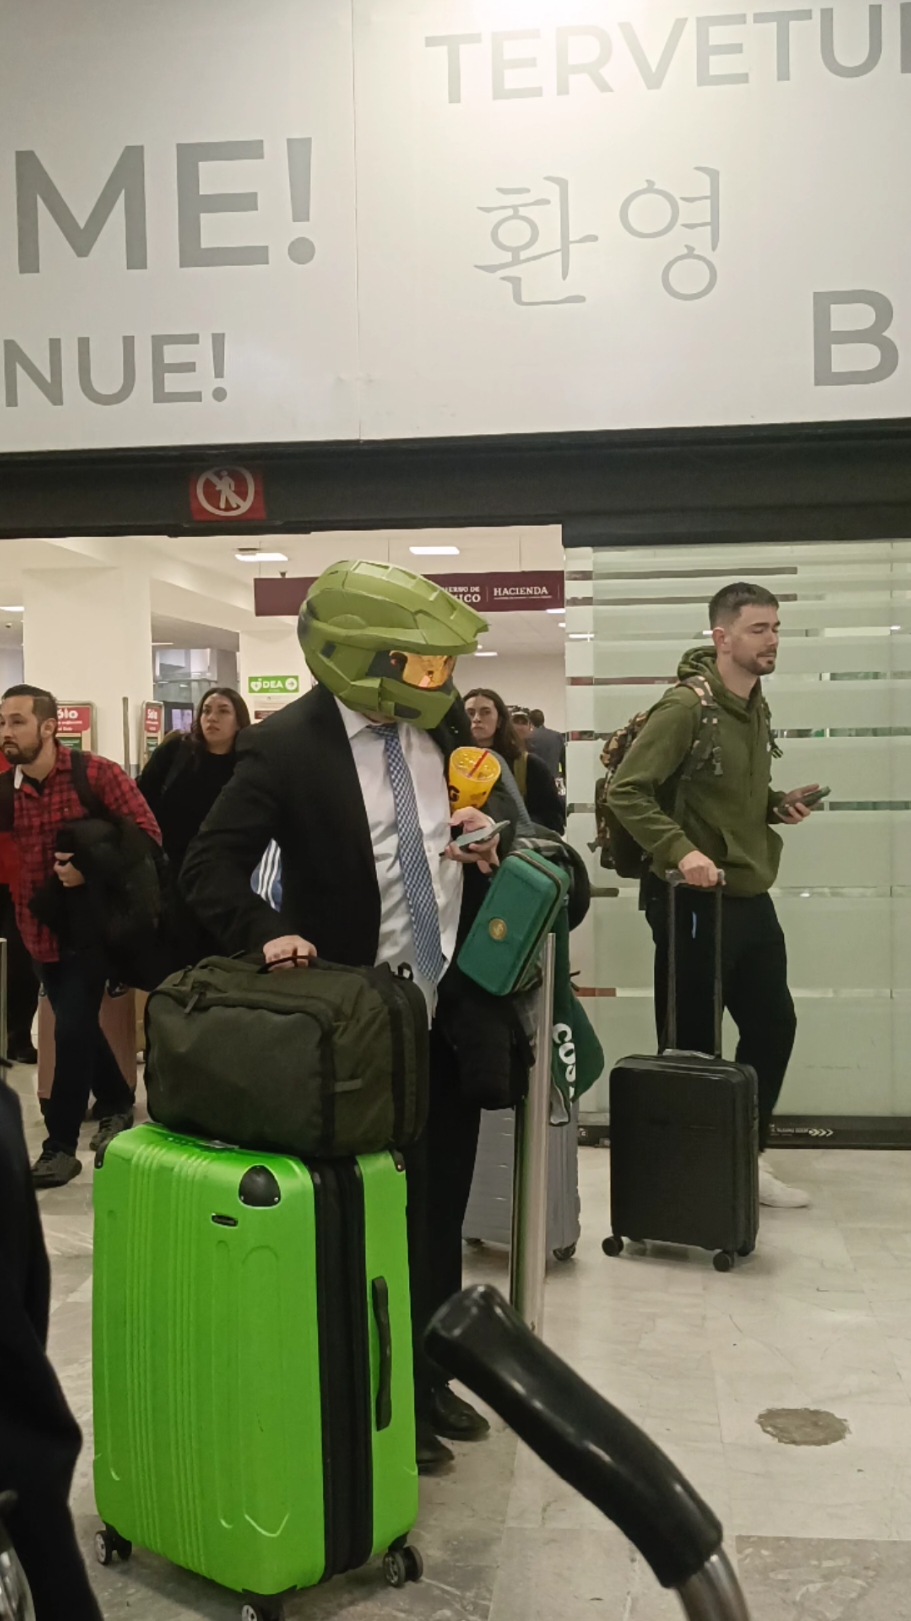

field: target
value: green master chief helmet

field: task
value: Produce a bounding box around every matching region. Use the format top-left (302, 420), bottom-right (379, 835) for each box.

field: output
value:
top-left (299, 559), bottom-right (487, 729)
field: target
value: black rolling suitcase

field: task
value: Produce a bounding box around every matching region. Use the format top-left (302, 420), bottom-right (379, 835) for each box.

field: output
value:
top-left (603, 874), bottom-right (759, 1272)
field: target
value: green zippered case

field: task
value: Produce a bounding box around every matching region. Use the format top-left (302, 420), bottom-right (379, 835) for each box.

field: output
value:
top-left (457, 850), bottom-right (569, 996)
top-left (92, 1125), bottom-right (418, 1609)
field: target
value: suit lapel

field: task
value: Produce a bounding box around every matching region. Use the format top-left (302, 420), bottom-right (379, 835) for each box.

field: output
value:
top-left (308, 685), bottom-right (374, 874)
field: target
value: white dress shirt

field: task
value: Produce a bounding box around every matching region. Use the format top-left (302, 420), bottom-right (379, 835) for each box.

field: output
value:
top-left (337, 699), bottom-right (462, 1017)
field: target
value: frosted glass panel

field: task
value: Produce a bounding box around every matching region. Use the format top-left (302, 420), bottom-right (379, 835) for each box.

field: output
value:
top-left (569, 540), bottom-right (911, 1121)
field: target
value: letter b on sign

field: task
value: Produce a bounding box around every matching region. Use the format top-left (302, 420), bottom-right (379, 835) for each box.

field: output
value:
top-left (814, 291), bottom-right (899, 386)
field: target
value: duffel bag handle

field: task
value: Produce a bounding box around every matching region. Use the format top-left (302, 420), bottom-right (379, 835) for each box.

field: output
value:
top-left (256, 953), bottom-right (335, 974)
top-left (257, 954), bottom-right (305, 973)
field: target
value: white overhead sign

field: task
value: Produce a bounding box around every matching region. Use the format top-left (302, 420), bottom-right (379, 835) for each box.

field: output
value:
top-left (0, 0), bottom-right (907, 451)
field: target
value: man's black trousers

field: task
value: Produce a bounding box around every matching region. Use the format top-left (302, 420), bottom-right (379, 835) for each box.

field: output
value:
top-left (645, 877), bottom-right (797, 1151)
top-left (403, 1023), bottom-right (481, 1412)
top-left (39, 950), bottom-right (134, 1157)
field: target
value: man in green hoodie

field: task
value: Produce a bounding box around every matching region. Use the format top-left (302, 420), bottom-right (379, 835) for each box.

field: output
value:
top-left (607, 581), bottom-right (819, 1209)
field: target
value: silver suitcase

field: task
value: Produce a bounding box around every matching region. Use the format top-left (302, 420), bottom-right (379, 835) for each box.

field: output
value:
top-left (464, 1104), bottom-right (581, 1261)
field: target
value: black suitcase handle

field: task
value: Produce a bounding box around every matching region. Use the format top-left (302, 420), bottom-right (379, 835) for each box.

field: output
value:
top-left (427, 1286), bottom-right (748, 1617)
top-left (371, 1277), bottom-right (393, 1432)
top-left (663, 870), bottom-right (725, 1058)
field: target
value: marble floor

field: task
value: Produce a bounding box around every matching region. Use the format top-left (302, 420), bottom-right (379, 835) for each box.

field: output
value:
top-left (15, 1066), bottom-right (911, 1621)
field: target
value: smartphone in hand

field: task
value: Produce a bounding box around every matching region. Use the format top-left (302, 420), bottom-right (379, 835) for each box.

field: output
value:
top-left (442, 819), bottom-right (510, 854)
top-left (798, 785), bottom-right (831, 809)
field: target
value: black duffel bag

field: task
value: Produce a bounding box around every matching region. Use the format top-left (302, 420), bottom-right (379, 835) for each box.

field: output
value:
top-left (145, 955), bottom-right (429, 1157)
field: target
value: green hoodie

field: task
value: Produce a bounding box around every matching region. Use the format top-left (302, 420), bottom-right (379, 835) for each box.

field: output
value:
top-left (606, 646), bottom-right (784, 897)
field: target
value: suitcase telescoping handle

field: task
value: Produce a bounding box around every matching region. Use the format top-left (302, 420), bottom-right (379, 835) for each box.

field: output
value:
top-left (427, 1286), bottom-right (749, 1621)
top-left (664, 870), bottom-right (725, 1060)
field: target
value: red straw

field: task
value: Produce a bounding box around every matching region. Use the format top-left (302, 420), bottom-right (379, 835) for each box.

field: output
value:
top-left (467, 749), bottom-right (490, 779)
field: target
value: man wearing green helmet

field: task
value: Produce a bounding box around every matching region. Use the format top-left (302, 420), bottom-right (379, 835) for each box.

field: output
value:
top-left (300, 557), bottom-right (482, 732)
top-left (183, 559), bottom-right (529, 1473)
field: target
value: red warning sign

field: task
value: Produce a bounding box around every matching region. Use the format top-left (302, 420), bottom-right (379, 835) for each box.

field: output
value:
top-left (189, 465), bottom-right (265, 523)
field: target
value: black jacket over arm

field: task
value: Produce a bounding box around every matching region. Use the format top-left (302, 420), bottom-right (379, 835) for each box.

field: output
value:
top-left (181, 684), bottom-right (518, 964)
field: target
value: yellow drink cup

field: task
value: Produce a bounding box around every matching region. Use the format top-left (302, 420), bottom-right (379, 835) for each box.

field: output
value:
top-left (448, 746), bottom-right (502, 811)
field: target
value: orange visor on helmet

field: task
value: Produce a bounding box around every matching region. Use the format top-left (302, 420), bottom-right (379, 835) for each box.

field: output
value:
top-left (388, 652), bottom-right (457, 690)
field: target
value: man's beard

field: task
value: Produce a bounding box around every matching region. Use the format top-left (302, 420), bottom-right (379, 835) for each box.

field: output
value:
top-left (742, 652), bottom-right (776, 677)
top-left (1, 740), bottom-right (41, 765)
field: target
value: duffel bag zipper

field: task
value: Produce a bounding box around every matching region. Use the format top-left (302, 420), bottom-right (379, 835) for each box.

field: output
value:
top-left (160, 986), bottom-right (335, 1026)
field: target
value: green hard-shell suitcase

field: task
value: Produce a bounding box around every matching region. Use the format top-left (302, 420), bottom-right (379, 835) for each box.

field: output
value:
top-left (458, 850), bottom-right (569, 996)
top-left (92, 1125), bottom-right (421, 1619)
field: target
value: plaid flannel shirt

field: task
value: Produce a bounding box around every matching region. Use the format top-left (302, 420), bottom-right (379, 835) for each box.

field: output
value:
top-left (11, 745), bottom-right (161, 963)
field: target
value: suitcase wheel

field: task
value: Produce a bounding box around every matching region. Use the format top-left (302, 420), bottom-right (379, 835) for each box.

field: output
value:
top-left (601, 1235), bottom-right (624, 1258)
top-left (553, 1244), bottom-right (577, 1263)
top-left (94, 1526), bottom-right (132, 1566)
top-left (713, 1251), bottom-right (735, 1273)
top-left (383, 1545), bottom-right (423, 1587)
top-left (240, 1603), bottom-right (283, 1621)
top-left (737, 1242), bottom-right (755, 1259)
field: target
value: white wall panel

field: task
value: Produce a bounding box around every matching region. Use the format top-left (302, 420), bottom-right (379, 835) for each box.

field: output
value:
top-left (571, 538), bottom-right (911, 1123)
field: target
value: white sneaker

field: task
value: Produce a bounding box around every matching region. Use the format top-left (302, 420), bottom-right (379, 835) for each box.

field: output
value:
top-left (759, 1162), bottom-right (810, 1208)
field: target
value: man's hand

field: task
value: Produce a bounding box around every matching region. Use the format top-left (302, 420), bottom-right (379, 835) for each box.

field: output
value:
top-left (443, 806), bottom-right (501, 876)
top-left (263, 934), bottom-right (317, 970)
top-left (54, 853), bottom-right (86, 889)
top-left (678, 850), bottom-right (720, 889)
top-left (776, 785), bottom-right (819, 825)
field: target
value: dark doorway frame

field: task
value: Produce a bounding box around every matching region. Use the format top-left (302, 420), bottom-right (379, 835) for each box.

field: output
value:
top-left (1, 418), bottom-right (910, 539)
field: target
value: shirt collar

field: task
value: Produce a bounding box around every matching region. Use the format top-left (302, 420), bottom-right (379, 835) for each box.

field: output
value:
top-left (336, 696), bottom-right (394, 742)
top-left (15, 742), bottom-right (72, 792)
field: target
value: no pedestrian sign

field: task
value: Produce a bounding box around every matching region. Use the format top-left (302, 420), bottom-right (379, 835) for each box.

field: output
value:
top-left (248, 674), bottom-right (300, 695)
top-left (190, 465), bottom-right (266, 522)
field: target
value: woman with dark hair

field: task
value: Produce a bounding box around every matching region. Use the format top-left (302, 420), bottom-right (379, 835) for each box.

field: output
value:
top-left (464, 688), bottom-right (565, 833)
top-left (138, 687), bottom-right (251, 960)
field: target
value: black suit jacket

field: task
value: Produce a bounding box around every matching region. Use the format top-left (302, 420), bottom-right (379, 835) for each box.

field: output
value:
top-left (182, 683), bottom-right (518, 963)
top-left (0, 1083), bottom-right (103, 1619)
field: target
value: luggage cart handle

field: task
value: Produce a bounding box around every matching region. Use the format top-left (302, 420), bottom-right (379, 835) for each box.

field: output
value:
top-left (427, 1286), bottom-right (749, 1621)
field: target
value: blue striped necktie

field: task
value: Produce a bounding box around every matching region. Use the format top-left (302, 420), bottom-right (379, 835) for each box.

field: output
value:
top-left (371, 724), bottom-right (446, 982)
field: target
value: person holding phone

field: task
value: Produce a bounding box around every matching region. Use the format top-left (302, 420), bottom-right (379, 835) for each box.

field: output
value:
top-left (607, 582), bottom-right (821, 1208)
top-left (182, 562), bottom-right (529, 1474)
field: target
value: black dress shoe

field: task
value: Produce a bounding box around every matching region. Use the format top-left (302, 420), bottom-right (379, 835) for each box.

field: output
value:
top-left (416, 1419), bottom-right (454, 1475)
top-left (429, 1385), bottom-right (491, 1442)
top-left (9, 1042), bottom-right (37, 1065)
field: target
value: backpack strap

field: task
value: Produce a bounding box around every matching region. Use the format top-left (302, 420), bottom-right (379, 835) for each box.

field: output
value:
top-left (0, 772), bottom-right (13, 833)
top-left (763, 697), bottom-right (782, 760)
top-left (70, 750), bottom-right (111, 821)
top-left (677, 675), bottom-right (722, 780)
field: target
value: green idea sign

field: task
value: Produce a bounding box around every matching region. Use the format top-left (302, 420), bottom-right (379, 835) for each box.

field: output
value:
top-left (248, 674), bottom-right (301, 696)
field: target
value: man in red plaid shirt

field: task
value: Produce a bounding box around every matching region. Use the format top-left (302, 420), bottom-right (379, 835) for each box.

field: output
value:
top-left (0, 685), bottom-right (160, 1189)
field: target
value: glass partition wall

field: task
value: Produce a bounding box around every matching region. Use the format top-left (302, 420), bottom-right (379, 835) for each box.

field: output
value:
top-left (565, 540), bottom-right (911, 1141)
